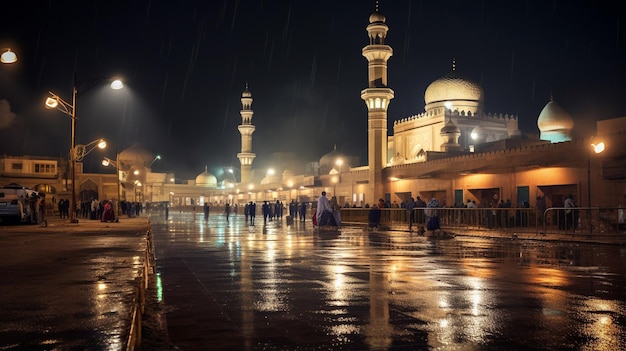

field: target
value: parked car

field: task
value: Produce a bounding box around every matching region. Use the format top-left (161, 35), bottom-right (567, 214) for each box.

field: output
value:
top-left (0, 185), bottom-right (41, 224)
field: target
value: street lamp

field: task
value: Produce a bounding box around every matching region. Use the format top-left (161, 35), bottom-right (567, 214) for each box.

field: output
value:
top-left (335, 158), bottom-right (343, 198)
top-left (587, 140), bottom-right (605, 234)
top-left (332, 175), bottom-right (339, 197)
top-left (72, 138), bottom-right (107, 161)
top-left (45, 77), bottom-right (123, 223)
top-left (149, 155), bottom-right (161, 168)
top-left (0, 49), bottom-right (17, 64)
top-left (102, 155), bottom-right (123, 217)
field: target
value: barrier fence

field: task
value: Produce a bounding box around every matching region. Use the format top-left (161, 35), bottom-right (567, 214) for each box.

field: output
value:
top-left (340, 206), bottom-right (626, 236)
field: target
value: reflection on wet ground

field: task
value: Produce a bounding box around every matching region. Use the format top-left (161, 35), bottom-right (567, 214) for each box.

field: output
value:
top-left (151, 211), bottom-right (626, 350)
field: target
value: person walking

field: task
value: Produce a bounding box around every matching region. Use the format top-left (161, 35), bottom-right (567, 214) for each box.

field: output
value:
top-left (564, 194), bottom-right (576, 232)
top-left (224, 203), bottom-right (231, 223)
top-left (58, 199), bottom-right (65, 219)
top-left (203, 202), bottom-right (210, 221)
top-left (262, 201), bottom-right (270, 224)
top-left (407, 197), bottom-right (416, 230)
top-left (249, 201), bottom-right (256, 225)
top-left (299, 201), bottom-right (307, 222)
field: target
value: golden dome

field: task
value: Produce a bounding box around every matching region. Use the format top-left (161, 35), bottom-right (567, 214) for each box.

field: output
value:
top-left (118, 144), bottom-right (154, 168)
top-left (537, 100), bottom-right (574, 131)
top-left (369, 11), bottom-right (386, 23)
top-left (424, 71), bottom-right (483, 107)
top-left (242, 84), bottom-right (252, 97)
top-left (537, 99), bottom-right (574, 142)
top-left (196, 167), bottom-right (217, 187)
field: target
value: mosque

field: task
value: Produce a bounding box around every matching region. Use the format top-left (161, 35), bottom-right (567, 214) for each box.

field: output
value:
top-left (1, 5), bottom-right (625, 214)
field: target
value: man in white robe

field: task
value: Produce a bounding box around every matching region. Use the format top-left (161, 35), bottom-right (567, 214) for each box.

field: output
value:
top-left (316, 191), bottom-right (333, 226)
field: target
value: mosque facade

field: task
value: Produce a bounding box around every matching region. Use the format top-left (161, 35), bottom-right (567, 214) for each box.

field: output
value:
top-left (1, 5), bottom-right (625, 216)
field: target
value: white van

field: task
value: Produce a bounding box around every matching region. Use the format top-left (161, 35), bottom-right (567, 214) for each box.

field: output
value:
top-left (0, 186), bottom-right (40, 224)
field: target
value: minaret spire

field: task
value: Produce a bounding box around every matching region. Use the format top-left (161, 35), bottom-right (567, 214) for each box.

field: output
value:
top-left (237, 84), bottom-right (256, 184)
top-left (361, 4), bottom-right (394, 202)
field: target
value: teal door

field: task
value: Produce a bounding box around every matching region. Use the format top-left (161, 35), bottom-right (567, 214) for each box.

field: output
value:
top-left (455, 189), bottom-right (464, 207)
top-left (517, 186), bottom-right (530, 207)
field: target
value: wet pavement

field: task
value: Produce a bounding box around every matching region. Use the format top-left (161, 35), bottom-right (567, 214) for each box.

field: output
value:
top-left (151, 212), bottom-right (626, 350)
top-left (0, 216), bottom-right (149, 350)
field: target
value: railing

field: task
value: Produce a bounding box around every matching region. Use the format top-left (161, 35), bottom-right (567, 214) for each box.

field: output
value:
top-left (125, 222), bottom-right (155, 350)
top-left (340, 207), bottom-right (626, 236)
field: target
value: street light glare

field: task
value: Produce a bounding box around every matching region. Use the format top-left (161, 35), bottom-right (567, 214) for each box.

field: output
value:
top-left (97, 140), bottom-right (107, 149)
top-left (45, 97), bottom-right (59, 109)
top-left (102, 159), bottom-right (110, 166)
top-left (592, 142), bottom-right (605, 154)
top-left (0, 49), bottom-right (17, 64)
top-left (110, 79), bottom-right (124, 90)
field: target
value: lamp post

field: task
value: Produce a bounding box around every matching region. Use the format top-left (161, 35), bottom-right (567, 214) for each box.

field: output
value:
top-left (335, 158), bottom-right (343, 198)
top-left (149, 155), bottom-right (161, 169)
top-left (102, 155), bottom-right (123, 217)
top-left (45, 77), bottom-right (123, 223)
top-left (587, 141), bottom-right (605, 234)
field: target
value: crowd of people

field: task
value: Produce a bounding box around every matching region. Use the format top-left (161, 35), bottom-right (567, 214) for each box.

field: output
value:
top-left (53, 198), bottom-right (143, 222)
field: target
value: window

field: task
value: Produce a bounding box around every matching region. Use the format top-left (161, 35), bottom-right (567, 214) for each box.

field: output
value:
top-left (34, 163), bottom-right (56, 174)
top-left (11, 163), bottom-right (22, 170)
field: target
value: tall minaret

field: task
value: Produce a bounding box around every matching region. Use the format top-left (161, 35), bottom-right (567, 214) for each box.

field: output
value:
top-left (237, 84), bottom-right (256, 184)
top-left (360, 2), bottom-right (394, 203)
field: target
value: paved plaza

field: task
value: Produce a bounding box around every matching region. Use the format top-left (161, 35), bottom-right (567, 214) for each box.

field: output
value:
top-left (0, 216), bottom-right (149, 350)
top-left (1, 211), bottom-right (625, 350)
top-left (150, 211), bottom-right (626, 350)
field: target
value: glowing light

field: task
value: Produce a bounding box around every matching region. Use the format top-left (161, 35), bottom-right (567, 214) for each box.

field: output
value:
top-left (0, 49), bottom-right (17, 64)
top-left (591, 142), bottom-right (605, 154)
top-left (44, 97), bottom-right (59, 109)
top-left (110, 79), bottom-right (124, 90)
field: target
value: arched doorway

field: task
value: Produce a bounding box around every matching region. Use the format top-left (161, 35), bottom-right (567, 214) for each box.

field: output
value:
top-left (79, 179), bottom-right (99, 202)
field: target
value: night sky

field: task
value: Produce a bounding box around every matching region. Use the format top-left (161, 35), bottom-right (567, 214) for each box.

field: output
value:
top-left (1, 0), bottom-right (625, 180)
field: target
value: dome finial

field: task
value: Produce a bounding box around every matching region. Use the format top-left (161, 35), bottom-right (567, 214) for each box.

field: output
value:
top-left (452, 58), bottom-right (456, 71)
top-left (333, 144), bottom-right (337, 151)
top-left (375, 0), bottom-right (379, 12)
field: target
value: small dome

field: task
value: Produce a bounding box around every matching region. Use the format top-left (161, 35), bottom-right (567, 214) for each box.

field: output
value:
top-left (440, 119), bottom-right (461, 135)
top-left (425, 71), bottom-right (483, 107)
top-left (537, 99), bottom-right (574, 132)
top-left (242, 86), bottom-right (251, 98)
top-left (369, 11), bottom-right (386, 23)
top-left (537, 99), bottom-right (574, 143)
top-left (319, 146), bottom-right (350, 174)
top-left (196, 167), bottom-right (217, 187)
top-left (118, 144), bottom-right (154, 168)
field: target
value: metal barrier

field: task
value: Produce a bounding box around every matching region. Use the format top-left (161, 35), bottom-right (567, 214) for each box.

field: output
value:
top-left (341, 207), bottom-right (626, 236)
top-left (125, 223), bottom-right (156, 351)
